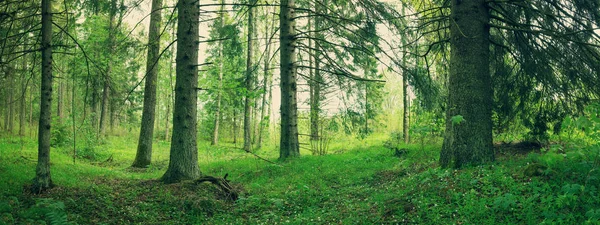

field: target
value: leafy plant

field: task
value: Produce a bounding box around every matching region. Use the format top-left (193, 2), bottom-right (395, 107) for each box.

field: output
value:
top-left (451, 115), bottom-right (465, 126)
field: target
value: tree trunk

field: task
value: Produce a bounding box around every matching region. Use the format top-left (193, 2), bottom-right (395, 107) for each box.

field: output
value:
top-left (90, 78), bottom-right (98, 132)
top-left (400, 5), bottom-right (410, 144)
top-left (165, 20), bottom-right (176, 142)
top-left (243, 0), bottom-right (256, 152)
top-left (440, 0), bottom-right (494, 168)
top-left (32, 0), bottom-right (54, 193)
top-left (257, 5), bottom-right (273, 149)
top-left (212, 0), bottom-right (225, 146)
top-left (402, 67), bottom-right (409, 144)
top-left (57, 79), bottom-right (64, 124)
top-left (133, 0), bottom-right (163, 168)
top-left (161, 0), bottom-right (201, 183)
top-left (20, 58), bottom-right (27, 137)
top-left (310, 1), bottom-right (323, 144)
top-left (7, 65), bottom-right (14, 133)
top-left (100, 0), bottom-right (118, 137)
top-left (279, 0), bottom-right (300, 159)
top-left (233, 109), bottom-right (238, 144)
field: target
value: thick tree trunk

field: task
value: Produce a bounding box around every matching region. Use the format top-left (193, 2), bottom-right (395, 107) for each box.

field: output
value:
top-left (279, 0), bottom-right (300, 159)
top-left (32, 0), bottom-right (54, 193)
top-left (211, 0), bottom-right (225, 146)
top-left (133, 0), bottom-right (163, 168)
top-left (161, 0), bottom-right (201, 183)
top-left (243, 0), bottom-right (256, 152)
top-left (440, 0), bottom-right (494, 168)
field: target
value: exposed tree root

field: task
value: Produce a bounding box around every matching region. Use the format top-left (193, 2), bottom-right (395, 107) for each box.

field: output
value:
top-left (195, 174), bottom-right (238, 201)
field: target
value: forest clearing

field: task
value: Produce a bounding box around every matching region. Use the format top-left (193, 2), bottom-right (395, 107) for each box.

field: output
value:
top-left (1, 0), bottom-right (600, 224)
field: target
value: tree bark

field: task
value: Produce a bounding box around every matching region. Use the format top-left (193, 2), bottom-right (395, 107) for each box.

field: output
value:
top-left (243, 0), bottom-right (256, 152)
top-left (440, 0), bottom-right (494, 168)
top-left (133, 0), bottom-right (163, 168)
top-left (32, 0), bottom-right (54, 193)
top-left (161, 0), bottom-right (201, 183)
top-left (212, 0), bottom-right (225, 146)
top-left (279, 0), bottom-right (300, 159)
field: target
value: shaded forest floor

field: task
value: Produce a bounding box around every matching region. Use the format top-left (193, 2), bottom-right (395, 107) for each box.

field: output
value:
top-left (1, 134), bottom-right (599, 224)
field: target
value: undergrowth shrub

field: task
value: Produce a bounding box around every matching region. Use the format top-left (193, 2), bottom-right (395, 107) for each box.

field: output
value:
top-left (20, 198), bottom-right (69, 225)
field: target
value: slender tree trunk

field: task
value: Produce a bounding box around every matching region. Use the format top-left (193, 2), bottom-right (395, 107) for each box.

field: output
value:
top-left (90, 79), bottom-right (98, 131)
top-left (243, 0), bottom-right (257, 152)
top-left (233, 109), bottom-right (238, 144)
top-left (279, 0), bottom-right (300, 159)
top-left (257, 5), bottom-right (273, 149)
top-left (402, 67), bottom-right (409, 144)
top-left (32, 0), bottom-right (54, 193)
top-left (161, 0), bottom-right (201, 183)
top-left (20, 59), bottom-right (27, 137)
top-left (309, 12), bottom-right (316, 141)
top-left (100, 0), bottom-right (118, 137)
top-left (57, 79), bottom-right (64, 124)
top-left (365, 84), bottom-right (368, 133)
top-left (440, 0), bottom-right (494, 168)
top-left (165, 21), bottom-right (175, 142)
top-left (133, 0), bottom-right (163, 168)
top-left (212, 0), bottom-right (225, 146)
top-left (1, 78), bottom-right (5, 131)
top-left (310, 1), bottom-right (323, 143)
top-left (7, 65), bottom-right (14, 133)
top-left (29, 82), bottom-right (34, 131)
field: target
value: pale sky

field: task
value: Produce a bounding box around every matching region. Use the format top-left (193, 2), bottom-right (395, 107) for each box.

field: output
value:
top-left (123, 0), bottom-right (411, 122)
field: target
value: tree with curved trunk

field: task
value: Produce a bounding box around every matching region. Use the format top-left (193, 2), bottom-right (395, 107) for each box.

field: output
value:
top-left (161, 0), bottom-right (201, 183)
top-left (133, 0), bottom-right (163, 168)
top-left (32, 0), bottom-right (54, 193)
top-left (279, 0), bottom-right (299, 159)
top-left (439, 0), bottom-right (494, 168)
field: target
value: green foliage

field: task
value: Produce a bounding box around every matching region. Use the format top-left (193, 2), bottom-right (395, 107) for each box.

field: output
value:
top-left (3, 118), bottom-right (600, 224)
top-left (50, 119), bottom-right (71, 148)
top-left (451, 115), bottom-right (465, 126)
top-left (20, 199), bottom-right (69, 225)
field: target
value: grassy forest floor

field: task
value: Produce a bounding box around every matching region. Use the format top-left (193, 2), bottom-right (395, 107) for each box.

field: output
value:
top-left (1, 133), bottom-right (600, 224)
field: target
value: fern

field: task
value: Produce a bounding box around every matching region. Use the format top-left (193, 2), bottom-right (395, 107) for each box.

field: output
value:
top-left (46, 210), bottom-right (68, 225)
top-left (34, 198), bottom-right (70, 225)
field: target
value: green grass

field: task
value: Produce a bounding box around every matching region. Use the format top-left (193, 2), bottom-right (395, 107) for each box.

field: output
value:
top-left (1, 132), bottom-right (599, 224)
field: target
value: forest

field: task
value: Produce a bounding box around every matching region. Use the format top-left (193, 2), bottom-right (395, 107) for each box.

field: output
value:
top-left (1, 0), bottom-right (600, 224)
